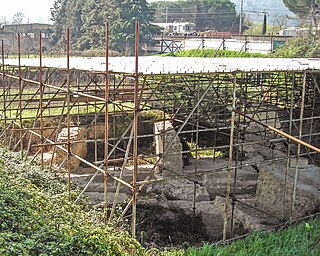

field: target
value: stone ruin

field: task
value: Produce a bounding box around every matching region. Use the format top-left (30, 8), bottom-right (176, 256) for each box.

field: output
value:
top-left (68, 118), bottom-right (320, 246)
top-left (154, 120), bottom-right (183, 177)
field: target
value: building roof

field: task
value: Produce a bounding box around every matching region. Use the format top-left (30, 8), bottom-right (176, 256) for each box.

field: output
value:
top-left (3, 56), bottom-right (320, 74)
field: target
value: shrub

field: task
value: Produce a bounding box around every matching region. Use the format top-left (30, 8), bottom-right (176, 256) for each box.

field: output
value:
top-left (0, 149), bottom-right (145, 255)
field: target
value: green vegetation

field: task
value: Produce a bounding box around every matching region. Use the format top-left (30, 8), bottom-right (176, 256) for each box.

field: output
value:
top-left (51, 0), bottom-right (160, 54)
top-left (168, 217), bottom-right (320, 255)
top-left (188, 142), bottom-right (223, 159)
top-left (244, 22), bottom-right (281, 36)
top-left (150, 0), bottom-right (238, 32)
top-left (271, 33), bottom-right (320, 58)
top-left (161, 49), bottom-right (266, 58)
top-left (283, 0), bottom-right (319, 18)
top-left (0, 148), bottom-right (145, 255)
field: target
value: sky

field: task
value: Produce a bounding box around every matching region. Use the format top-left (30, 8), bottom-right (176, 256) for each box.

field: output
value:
top-left (0, 0), bottom-right (292, 25)
top-left (0, 0), bottom-right (56, 23)
top-left (0, 0), bottom-right (178, 24)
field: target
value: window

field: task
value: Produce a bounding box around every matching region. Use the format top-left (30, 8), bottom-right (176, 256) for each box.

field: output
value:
top-left (27, 33), bottom-right (35, 38)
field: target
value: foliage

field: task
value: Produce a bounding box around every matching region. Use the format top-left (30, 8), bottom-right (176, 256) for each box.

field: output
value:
top-left (283, 0), bottom-right (320, 18)
top-left (0, 149), bottom-right (67, 195)
top-left (244, 22), bottom-right (280, 36)
top-left (271, 32), bottom-right (320, 58)
top-left (0, 148), bottom-right (145, 255)
top-left (50, 0), bottom-right (160, 54)
top-left (161, 48), bottom-right (266, 58)
top-left (187, 142), bottom-right (223, 159)
top-left (187, 218), bottom-right (320, 255)
top-left (150, 0), bottom-right (238, 32)
top-left (166, 217), bottom-right (320, 255)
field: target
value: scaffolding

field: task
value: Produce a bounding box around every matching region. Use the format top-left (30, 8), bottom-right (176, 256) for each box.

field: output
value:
top-left (1, 22), bottom-right (320, 242)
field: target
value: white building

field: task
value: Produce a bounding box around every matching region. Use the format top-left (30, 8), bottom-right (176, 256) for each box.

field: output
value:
top-left (152, 22), bottom-right (196, 35)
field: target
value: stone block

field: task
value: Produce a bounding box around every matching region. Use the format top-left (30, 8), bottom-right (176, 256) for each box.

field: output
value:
top-left (290, 157), bottom-right (308, 168)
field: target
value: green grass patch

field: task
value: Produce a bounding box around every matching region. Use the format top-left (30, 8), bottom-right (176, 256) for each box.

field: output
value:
top-left (180, 219), bottom-right (320, 256)
top-left (188, 142), bottom-right (223, 159)
top-left (161, 49), bottom-right (267, 58)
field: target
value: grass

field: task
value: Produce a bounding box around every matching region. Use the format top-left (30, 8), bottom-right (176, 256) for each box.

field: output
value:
top-left (175, 218), bottom-right (320, 256)
top-left (188, 142), bottom-right (223, 159)
top-left (1, 87), bottom-right (139, 120)
top-left (161, 49), bottom-right (267, 58)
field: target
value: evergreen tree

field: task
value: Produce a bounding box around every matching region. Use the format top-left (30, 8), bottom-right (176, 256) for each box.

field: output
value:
top-left (283, 0), bottom-right (319, 19)
top-left (50, 0), bottom-right (160, 54)
top-left (50, 0), bottom-right (68, 48)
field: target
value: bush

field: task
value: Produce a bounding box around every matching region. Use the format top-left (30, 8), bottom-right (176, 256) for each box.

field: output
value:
top-left (0, 149), bottom-right (145, 255)
top-left (271, 32), bottom-right (320, 58)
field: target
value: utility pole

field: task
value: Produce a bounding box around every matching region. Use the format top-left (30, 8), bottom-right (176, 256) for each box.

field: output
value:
top-left (239, 0), bottom-right (244, 34)
top-left (166, 7), bottom-right (168, 23)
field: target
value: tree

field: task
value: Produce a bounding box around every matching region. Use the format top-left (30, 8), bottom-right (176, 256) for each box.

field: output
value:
top-left (283, 0), bottom-right (320, 34)
top-left (108, 0), bottom-right (160, 54)
top-left (274, 14), bottom-right (288, 31)
top-left (50, 0), bottom-right (160, 54)
top-left (271, 32), bottom-right (320, 57)
top-left (77, 0), bottom-right (112, 50)
top-left (0, 16), bottom-right (8, 26)
top-left (50, 0), bottom-right (68, 48)
top-left (150, 0), bottom-right (238, 32)
top-left (283, 0), bottom-right (319, 21)
top-left (12, 11), bottom-right (25, 24)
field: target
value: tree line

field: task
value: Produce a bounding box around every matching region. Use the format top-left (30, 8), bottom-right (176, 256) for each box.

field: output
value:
top-left (150, 0), bottom-right (238, 32)
top-left (50, 0), bottom-right (160, 54)
top-left (50, 0), bottom-right (320, 55)
top-left (50, 0), bottom-right (239, 54)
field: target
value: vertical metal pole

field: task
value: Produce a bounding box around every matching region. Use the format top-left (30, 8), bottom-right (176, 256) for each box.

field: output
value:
top-left (39, 31), bottom-right (44, 168)
top-left (66, 28), bottom-right (71, 198)
top-left (239, 0), bottom-right (244, 34)
top-left (291, 71), bottom-right (306, 220)
top-left (308, 83), bottom-right (316, 160)
top-left (132, 19), bottom-right (139, 239)
top-left (283, 78), bottom-right (294, 220)
top-left (166, 7), bottom-right (168, 23)
top-left (104, 20), bottom-right (109, 221)
top-left (18, 33), bottom-right (23, 158)
top-left (192, 80), bottom-right (200, 232)
top-left (231, 73), bottom-right (243, 236)
top-left (1, 40), bottom-right (6, 145)
top-left (223, 73), bottom-right (237, 241)
top-left (161, 34), bottom-right (164, 54)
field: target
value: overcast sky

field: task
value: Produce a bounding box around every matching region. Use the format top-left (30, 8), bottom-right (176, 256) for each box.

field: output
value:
top-left (0, 0), bottom-right (56, 23)
top-left (0, 0), bottom-right (179, 24)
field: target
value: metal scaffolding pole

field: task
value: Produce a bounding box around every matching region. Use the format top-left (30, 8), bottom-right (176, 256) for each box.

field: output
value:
top-left (223, 72), bottom-right (237, 241)
top-left (291, 71), bottom-right (307, 219)
top-left (17, 33), bottom-right (23, 159)
top-left (1, 40), bottom-right (6, 145)
top-left (104, 20), bottom-right (110, 221)
top-left (66, 28), bottom-right (71, 198)
top-left (283, 81), bottom-right (294, 220)
top-left (39, 31), bottom-right (44, 168)
top-left (132, 19), bottom-right (139, 239)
